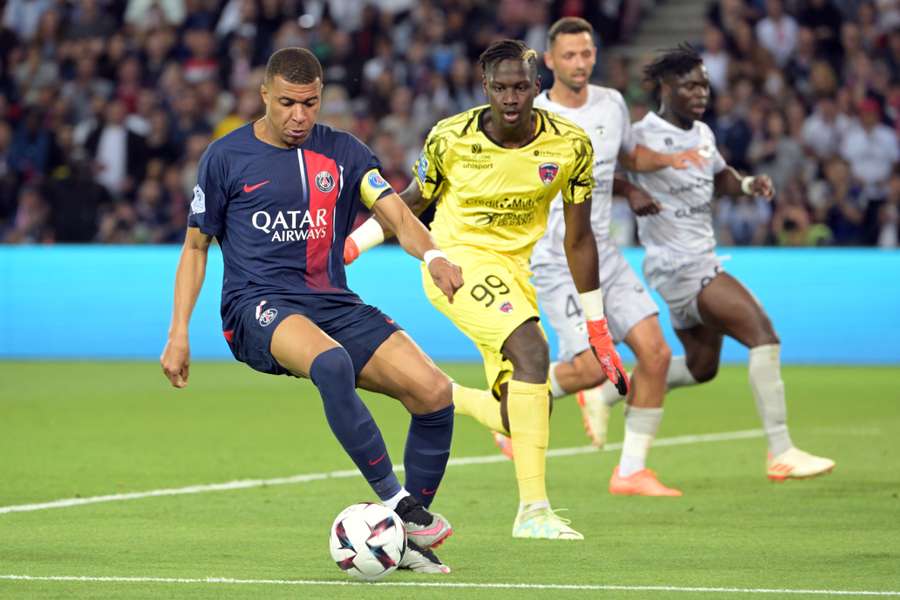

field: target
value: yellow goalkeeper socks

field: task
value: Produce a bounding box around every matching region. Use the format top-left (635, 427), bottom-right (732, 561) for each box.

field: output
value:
top-left (507, 379), bottom-right (550, 505)
top-left (451, 383), bottom-right (508, 435)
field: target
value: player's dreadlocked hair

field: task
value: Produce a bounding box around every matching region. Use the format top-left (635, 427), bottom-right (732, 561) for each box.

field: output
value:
top-left (265, 47), bottom-right (323, 84)
top-left (643, 43), bottom-right (703, 103)
top-left (479, 39), bottom-right (538, 79)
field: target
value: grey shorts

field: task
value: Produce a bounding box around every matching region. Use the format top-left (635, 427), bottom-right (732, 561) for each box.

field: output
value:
top-left (642, 251), bottom-right (724, 330)
top-left (533, 244), bottom-right (659, 361)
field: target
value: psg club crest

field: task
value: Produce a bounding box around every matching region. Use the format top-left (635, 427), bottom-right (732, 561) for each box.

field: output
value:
top-left (499, 301), bottom-right (513, 313)
top-left (315, 170), bottom-right (336, 193)
top-left (258, 308), bottom-right (278, 327)
top-left (538, 162), bottom-right (559, 185)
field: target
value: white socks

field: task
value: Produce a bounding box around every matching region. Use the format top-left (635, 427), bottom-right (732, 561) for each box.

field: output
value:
top-left (567, 347), bottom-right (792, 466)
top-left (618, 406), bottom-right (663, 477)
top-left (596, 354), bottom-right (697, 409)
top-left (599, 374), bottom-right (627, 407)
top-left (666, 355), bottom-right (697, 389)
top-left (383, 488), bottom-right (411, 510)
top-left (748, 344), bottom-right (793, 456)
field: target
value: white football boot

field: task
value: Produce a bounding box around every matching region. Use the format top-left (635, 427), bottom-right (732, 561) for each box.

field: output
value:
top-left (767, 447), bottom-right (836, 481)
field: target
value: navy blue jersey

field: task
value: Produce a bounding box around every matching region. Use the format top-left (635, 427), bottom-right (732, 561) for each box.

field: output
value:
top-left (188, 122), bottom-right (393, 317)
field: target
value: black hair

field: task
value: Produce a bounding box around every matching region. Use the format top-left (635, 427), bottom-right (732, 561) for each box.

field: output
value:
top-left (265, 47), bottom-right (323, 84)
top-left (548, 16), bottom-right (594, 45)
top-left (479, 39), bottom-right (538, 79)
top-left (643, 43), bottom-right (703, 101)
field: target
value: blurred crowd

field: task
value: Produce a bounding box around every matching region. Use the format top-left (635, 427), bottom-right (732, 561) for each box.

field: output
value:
top-left (0, 0), bottom-right (898, 248)
top-left (690, 0), bottom-right (900, 248)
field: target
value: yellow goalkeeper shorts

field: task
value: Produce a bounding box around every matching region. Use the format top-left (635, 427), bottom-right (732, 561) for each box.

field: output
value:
top-left (421, 245), bottom-right (544, 397)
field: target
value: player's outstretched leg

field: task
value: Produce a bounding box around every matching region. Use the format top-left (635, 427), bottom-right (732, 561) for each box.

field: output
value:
top-left (696, 273), bottom-right (835, 480)
top-left (453, 383), bottom-right (509, 435)
top-left (452, 383), bottom-right (518, 459)
top-left (308, 347), bottom-right (404, 499)
top-left (271, 315), bottom-right (405, 503)
top-left (357, 330), bottom-right (458, 552)
top-left (503, 321), bottom-right (583, 541)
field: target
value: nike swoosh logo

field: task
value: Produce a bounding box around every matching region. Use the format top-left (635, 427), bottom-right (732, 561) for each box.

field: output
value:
top-left (421, 488), bottom-right (436, 496)
top-left (243, 180), bottom-right (271, 193)
top-left (368, 453), bottom-right (386, 466)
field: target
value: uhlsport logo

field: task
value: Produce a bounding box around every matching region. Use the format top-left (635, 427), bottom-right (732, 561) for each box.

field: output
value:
top-left (315, 170), bottom-right (335, 193)
top-left (538, 162), bottom-right (559, 185)
top-left (258, 308), bottom-right (278, 327)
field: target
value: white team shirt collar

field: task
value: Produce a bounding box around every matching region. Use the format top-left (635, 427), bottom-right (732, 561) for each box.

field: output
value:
top-left (644, 111), bottom-right (700, 136)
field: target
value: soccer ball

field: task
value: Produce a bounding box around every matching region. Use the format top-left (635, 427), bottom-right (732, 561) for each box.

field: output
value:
top-left (329, 502), bottom-right (406, 581)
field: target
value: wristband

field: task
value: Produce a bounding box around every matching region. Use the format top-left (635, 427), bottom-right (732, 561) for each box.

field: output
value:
top-left (579, 288), bottom-right (605, 320)
top-left (741, 176), bottom-right (755, 196)
top-left (423, 249), bottom-right (447, 267)
top-left (348, 218), bottom-right (385, 253)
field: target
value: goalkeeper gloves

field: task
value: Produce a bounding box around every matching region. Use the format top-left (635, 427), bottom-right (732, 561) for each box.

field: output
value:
top-left (580, 289), bottom-right (629, 396)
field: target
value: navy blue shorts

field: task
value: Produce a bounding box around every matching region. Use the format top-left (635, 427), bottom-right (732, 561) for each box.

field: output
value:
top-left (222, 293), bottom-right (401, 377)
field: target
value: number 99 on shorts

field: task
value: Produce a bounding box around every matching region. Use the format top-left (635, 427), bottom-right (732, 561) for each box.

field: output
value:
top-left (469, 274), bottom-right (510, 307)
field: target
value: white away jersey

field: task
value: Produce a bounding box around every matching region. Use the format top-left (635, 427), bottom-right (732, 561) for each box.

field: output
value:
top-left (628, 112), bottom-right (726, 256)
top-left (530, 85), bottom-right (635, 266)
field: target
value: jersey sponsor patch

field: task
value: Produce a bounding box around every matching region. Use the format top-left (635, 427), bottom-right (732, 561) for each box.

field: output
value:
top-left (315, 170), bottom-right (335, 193)
top-left (539, 162), bottom-right (559, 185)
top-left (190, 185), bottom-right (206, 214)
top-left (416, 152), bottom-right (429, 183)
top-left (367, 170), bottom-right (389, 190)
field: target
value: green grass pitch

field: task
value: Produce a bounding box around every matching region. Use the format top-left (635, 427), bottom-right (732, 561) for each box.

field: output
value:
top-left (1, 361), bottom-right (898, 599)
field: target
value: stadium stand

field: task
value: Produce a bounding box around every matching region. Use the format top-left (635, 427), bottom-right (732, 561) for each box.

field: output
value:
top-left (0, 0), bottom-right (897, 247)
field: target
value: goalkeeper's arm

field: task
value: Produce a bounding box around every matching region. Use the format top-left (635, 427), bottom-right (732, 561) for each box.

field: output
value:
top-left (345, 181), bottom-right (436, 264)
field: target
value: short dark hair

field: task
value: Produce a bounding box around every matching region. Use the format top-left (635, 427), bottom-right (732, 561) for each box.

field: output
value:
top-left (265, 47), bottom-right (323, 84)
top-left (643, 43), bottom-right (703, 85)
top-left (479, 39), bottom-right (538, 79)
top-left (548, 17), bottom-right (594, 45)
top-left (643, 43), bottom-right (703, 101)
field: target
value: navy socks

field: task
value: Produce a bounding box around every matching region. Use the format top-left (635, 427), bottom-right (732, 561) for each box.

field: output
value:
top-left (309, 347), bottom-right (401, 501)
top-left (404, 404), bottom-right (454, 508)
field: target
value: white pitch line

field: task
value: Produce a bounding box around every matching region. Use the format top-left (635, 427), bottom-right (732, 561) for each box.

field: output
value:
top-left (1, 574), bottom-right (898, 596)
top-left (0, 429), bottom-right (763, 516)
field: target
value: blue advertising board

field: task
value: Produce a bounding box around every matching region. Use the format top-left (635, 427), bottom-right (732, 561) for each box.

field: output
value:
top-left (1, 246), bottom-right (898, 364)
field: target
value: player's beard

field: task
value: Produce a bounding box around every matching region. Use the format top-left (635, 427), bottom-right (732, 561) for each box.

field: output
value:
top-left (561, 71), bottom-right (588, 94)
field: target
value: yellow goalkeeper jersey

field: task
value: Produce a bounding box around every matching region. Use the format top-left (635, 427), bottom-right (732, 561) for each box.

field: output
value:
top-left (413, 105), bottom-right (594, 265)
